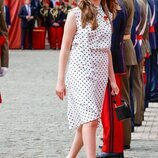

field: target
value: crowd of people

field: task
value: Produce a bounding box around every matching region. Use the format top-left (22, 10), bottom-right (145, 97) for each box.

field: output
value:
top-left (18, 0), bottom-right (77, 49)
top-left (2, 0), bottom-right (77, 50)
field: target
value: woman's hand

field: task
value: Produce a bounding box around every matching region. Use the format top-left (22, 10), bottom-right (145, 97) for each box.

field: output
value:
top-left (55, 11), bottom-right (76, 101)
top-left (56, 80), bottom-right (66, 100)
top-left (110, 82), bottom-right (119, 96)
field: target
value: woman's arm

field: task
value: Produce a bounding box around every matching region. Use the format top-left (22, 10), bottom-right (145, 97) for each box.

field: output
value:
top-left (108, 51), bottom-right (119, 95)
top-left (56, 10), bottom-right (77, 100)
top-left (57, 10), bottom-right (76, 82)
top-left (108, 51), bottom-right (116, 83)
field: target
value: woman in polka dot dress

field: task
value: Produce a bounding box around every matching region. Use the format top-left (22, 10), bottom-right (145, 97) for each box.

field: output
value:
top-left (56, 0), bottom-right (120, 157)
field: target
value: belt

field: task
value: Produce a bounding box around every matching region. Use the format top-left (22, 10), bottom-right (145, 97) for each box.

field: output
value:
top-left (137, 35), bottom-right (143, 40)
top-left (145, 52), bottom-right (150, 59)
top-left (123, 34), bottom-right (131, 40)
top-left (0, 36), bottom-right (6, 45)
top-left (149, 26), bottom-right (155, 33)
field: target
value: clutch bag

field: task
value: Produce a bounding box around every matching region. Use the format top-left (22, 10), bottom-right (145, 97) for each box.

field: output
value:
top-left (113, 96), bottom-right (131, 121)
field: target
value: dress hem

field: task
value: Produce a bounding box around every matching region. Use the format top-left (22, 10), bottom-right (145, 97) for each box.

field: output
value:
top-left (68, 116), bottom-right (101, 130)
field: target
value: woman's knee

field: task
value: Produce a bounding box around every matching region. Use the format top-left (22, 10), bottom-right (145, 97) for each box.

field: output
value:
top-left (85, 120), bottom-right (98, 128)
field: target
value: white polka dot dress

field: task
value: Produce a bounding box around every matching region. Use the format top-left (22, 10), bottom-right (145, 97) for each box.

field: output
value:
top-left (65, 6), bottom-right (112, 129)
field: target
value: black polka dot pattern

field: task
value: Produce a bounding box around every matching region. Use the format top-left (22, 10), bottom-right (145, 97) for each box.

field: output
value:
top-left (65, 6), bottom-right (112, 129)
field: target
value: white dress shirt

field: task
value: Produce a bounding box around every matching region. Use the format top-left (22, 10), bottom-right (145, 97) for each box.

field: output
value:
top-left (25, 4), bottom-right (31, 16)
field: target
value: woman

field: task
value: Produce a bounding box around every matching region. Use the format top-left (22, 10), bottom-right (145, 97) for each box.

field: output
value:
top-left (56, 0), bottom-right (120, 157)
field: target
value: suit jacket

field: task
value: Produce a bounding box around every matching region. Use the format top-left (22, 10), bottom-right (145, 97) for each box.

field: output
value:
top-left (31, 0), bottom-right (41, 14)
top-left (154, 0), bottom-right (158, 49)
top-left (135, 0), bottom-right (147, 60)
top-left (131, 0), bottom-right (143, 62)
top-left (131, 0), bottom-right (140, 45)
top-left (4, 5), bottom-right (11, 27)
top-left (0, 0), bottom-right (9, 68)
top-left (111, 0), bottom-right (127, 73)
top-left (148, 0), bottom-right (157, 50)
top-left (122, 0), bottom-right (137, 66)
top-left (142, 0), bottom-right (151, 56)
top-left (18, 5), bottom-right (35, 29)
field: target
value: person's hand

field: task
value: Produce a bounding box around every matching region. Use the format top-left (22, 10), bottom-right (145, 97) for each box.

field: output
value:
top-left (30, 16), bottom-right (34, 20)
top-left (53, 23), bottom-right (60, 27)
top-left (110, 82), bottom-right (119, 96)
top-left (56, 80), bottom-right (66, 100)
top-left (8, 25), bottom-right (11, 30)
top-left (26, 16), bottom-right (30, 20)
top-left (0, 67), bottom-right (8, 77)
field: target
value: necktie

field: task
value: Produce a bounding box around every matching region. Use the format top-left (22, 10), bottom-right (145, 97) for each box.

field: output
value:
top-left (27, 5), bottom-right (31, 16)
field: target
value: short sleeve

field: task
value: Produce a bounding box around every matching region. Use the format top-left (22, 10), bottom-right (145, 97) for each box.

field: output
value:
top-left (69, 7), bottom-right (81, 30)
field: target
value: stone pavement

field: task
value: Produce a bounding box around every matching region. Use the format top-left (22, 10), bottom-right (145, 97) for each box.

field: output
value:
top-left (124, 103), bottom-right (158, 158)
top-left (0, 50), bottom-right (158, 158)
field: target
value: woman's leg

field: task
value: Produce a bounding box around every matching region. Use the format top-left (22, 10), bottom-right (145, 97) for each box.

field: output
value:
top-left (67, 125), bottom-right (83, 158)
top-left (82, 120), bottom-right (98, 158)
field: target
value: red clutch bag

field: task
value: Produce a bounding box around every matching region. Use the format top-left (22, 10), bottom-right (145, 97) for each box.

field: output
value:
top-left (0, 36), bottom-right (6, 45)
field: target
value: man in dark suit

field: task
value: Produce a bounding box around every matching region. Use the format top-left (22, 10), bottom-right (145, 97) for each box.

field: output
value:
top-left (19, 0), bottom-right (35, 49)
